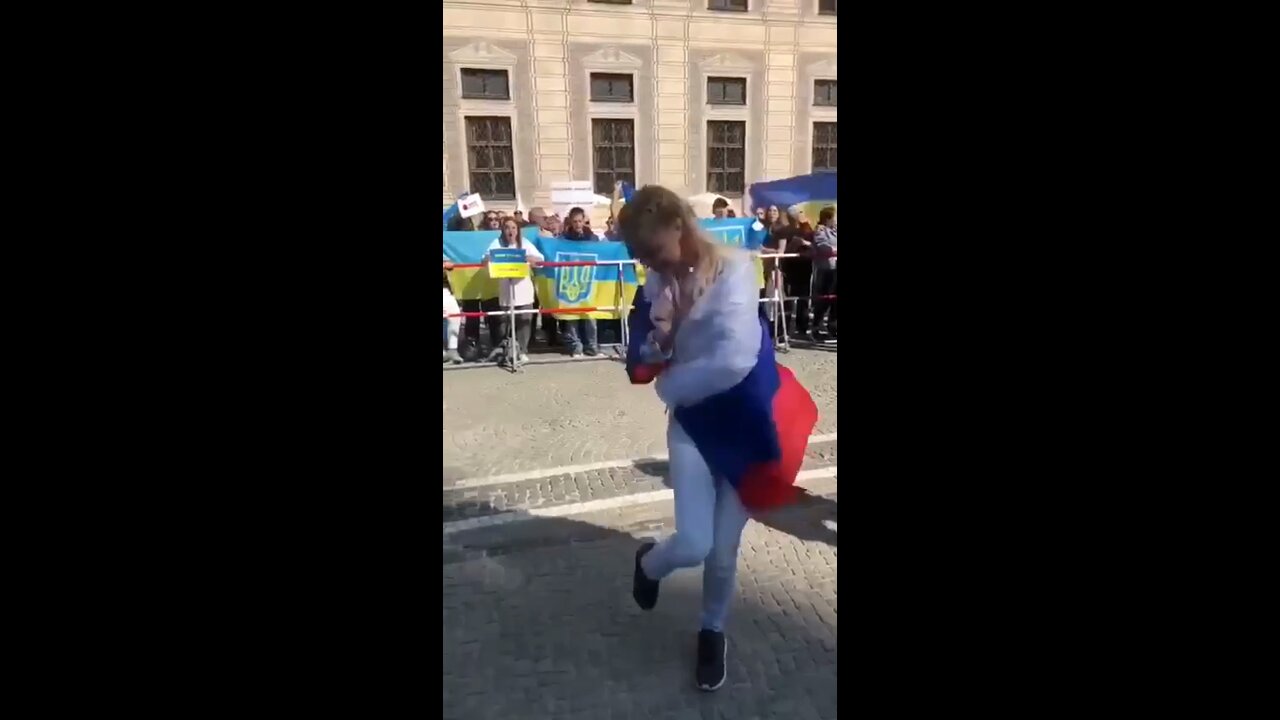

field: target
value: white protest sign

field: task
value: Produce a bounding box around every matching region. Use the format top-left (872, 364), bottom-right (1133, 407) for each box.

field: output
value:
top-left (458, 193), bottom-right (486, 219)
top-left (550, 180), bottom-right (596, 207)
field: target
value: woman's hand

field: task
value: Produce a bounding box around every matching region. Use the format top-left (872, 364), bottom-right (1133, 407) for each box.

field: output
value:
top-left (443, 260), bottom-right (455, 270)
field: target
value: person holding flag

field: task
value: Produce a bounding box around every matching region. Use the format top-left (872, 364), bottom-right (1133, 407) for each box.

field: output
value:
top-left (618, 185), bottom-right (818, 693)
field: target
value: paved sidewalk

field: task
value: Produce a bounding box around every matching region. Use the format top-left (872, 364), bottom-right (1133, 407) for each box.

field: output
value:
top-left (443, 347), bottom-right (838, 481)
top-left (442, 344), bottom-right (839, 718)
top-left (443, 494), bottom-right (838, 720)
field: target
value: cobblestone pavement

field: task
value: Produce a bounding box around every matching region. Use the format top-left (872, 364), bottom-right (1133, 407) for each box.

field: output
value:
top-left (442, 346), bottom-right (838, 719)
top-left (443, 347), bottom-right (838, 482)
top-left (442, 443), bottom-right (837, 523)
top-left (443, 490), bottom-right (838, 720)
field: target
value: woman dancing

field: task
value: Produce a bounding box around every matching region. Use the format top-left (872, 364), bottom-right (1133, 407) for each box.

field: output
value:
top-left (617, 186), bottom-right (816, 692)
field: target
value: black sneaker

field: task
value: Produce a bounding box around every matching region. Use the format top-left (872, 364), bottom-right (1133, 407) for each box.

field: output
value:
top-left (632, 543), bottom-right (659, 610)
top-left (696, 629), bottom-right (727, 691)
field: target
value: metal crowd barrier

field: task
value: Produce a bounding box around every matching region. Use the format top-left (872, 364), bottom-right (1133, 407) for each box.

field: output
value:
top-left (444, 254), bottom-right (836, 373)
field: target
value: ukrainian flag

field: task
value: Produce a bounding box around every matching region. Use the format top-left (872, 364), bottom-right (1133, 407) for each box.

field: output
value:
top-left (747, 173), bottom-right (837, 222)
top-left (442, 227), bottom-right (540, 301)
top-left (442, 218), bottom-right (768, 311)
top-left (530, 237), bottom-right (640, 321)
top-left (700, 217), bottom-right (770, 289)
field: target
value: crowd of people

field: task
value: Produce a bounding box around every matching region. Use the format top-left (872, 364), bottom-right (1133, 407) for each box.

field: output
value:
top-left (443, 201), bottom-right (618, 367)
top-left (754, 203), bottom-right (839, 344)
top-left (442, 185), bottom-right (837, 367)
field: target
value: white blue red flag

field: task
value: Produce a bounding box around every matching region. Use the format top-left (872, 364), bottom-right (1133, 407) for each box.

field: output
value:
top-left (626, 290), bottom-right (818, 511)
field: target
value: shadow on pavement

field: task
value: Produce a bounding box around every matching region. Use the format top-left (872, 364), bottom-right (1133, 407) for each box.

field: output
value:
top-left (754, 489), bottom-right (838, 547)
top-left (443, 510), bottom-right (837, 720)
top-left (632, 459), bottom-right (674, 488)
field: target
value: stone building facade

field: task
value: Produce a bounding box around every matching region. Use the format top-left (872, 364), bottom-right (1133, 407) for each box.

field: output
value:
top-left (442, 0), bottom-right (838, 212)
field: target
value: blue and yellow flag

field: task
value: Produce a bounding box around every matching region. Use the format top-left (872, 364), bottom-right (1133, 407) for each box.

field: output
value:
top-left (443, 218), bottom-right (769, 309)
top-left (700, 217), bottom-right (770, 288)
top-left (700, 216), bottom-right (768, 249)
top-left (529, 238), bottom-right (640, 321)
top-left (442, 227), bottom-right (540, 301)
top-left (442, 190), bottom-right (469, 230)
top-left (747, 173), bottom-right (837, 222)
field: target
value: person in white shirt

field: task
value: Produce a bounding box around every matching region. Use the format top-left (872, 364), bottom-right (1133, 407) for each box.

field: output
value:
top-left (617, 185), bottom-right (762, 692)
top-left (485, 217), bottom-right (544, 364)
top-left (442, 260), bottom-right (463, 364)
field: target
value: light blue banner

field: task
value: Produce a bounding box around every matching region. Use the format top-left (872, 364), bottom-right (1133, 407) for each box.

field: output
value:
top-left (698, 217), bottom-right (769, 250)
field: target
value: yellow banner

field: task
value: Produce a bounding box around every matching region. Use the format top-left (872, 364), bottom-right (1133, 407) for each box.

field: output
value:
top-left (487, 248), bottom-right (529, 279)
top-left (488, 263), bottom-right (528, 279)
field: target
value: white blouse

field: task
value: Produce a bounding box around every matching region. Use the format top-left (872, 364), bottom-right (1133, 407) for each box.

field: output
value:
top-left (486, 238), bottom-right (544, 307)
top-left (645, 250), bottom-right (761, 409)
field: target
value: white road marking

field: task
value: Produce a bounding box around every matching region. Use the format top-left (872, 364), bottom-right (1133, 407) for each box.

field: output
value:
top-left (448, 433), bottom-right (838, 489)
top-left (442, 465), bottom-right (837, 536)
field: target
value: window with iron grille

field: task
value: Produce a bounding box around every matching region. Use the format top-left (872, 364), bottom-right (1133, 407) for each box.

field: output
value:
top-left (707, 120), bottom-right (745, 197)
top-left (818, 0), bottom-right (837, 15)
top-left (706, 77), bottom-right (746, 105)
top-left (466, 116), bottom-right (516, 200)
top-left (708, 0), bottom-right (748, 11)
top-left (812, 122), bottom-right (837, 173)
top-left (459, 68), bottom-right (510, 100)
top-left (590, 73), bottom-right (634, 103)
top-left (592, 119), bottom-right (635, 195)
top-left (814, 79), bottom-right (837, 107)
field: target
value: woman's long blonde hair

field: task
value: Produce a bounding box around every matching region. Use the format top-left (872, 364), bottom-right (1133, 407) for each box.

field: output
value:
top-left (617, 185), bottom-right (730, 288)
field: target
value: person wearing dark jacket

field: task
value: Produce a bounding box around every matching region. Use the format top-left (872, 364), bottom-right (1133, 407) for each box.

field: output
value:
top-left (811, 206), bottom-right (838, 341)
top-left (557, 207), bottom-right (600, 356)
top-left (778, 208), bottom-right (815, 338)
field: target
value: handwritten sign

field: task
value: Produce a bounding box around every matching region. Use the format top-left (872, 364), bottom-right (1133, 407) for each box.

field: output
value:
top-left (488, 248), bottom-right (529, 279)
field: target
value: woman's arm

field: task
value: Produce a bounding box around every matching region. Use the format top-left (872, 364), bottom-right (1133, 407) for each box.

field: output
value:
top-left (654, 258), bottom-right (760, 408)
top-left (793, 222), bottom-right (815, 257)
top-left (525, 243), bottom-right (544, 268)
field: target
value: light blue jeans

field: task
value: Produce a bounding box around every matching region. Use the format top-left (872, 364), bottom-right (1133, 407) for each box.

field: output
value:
top-left (640, 417), bottom-right (752, 632)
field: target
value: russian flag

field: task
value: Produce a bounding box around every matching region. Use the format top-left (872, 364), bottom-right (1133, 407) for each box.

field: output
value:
top-left (626, 291), bottom-right (818, 511)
